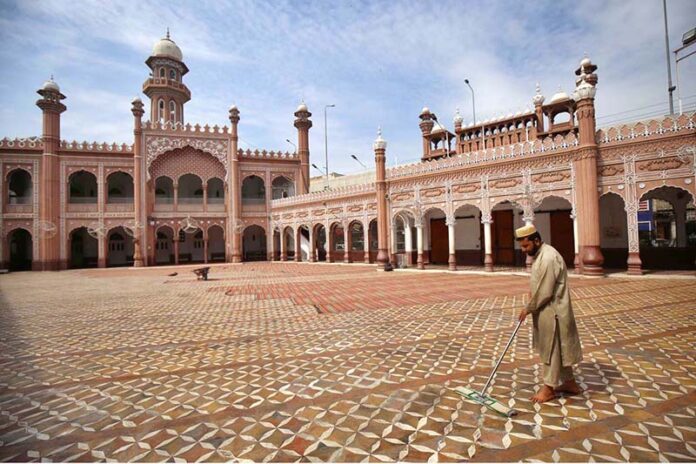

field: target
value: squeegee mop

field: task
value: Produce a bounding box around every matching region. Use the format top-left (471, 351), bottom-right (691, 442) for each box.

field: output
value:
top-left (454, 319), bottom-right (523, 417)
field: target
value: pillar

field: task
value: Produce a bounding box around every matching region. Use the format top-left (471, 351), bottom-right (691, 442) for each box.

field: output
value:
top-left (343, 224), bottom-right (351, 263)
top-left (173, 183), bottom-right (178, 212)
top-left (416, 223), bottom-right (424, 270)
top-left (308, 227), bottom-right (315, 262)
top-left (280, 229), bottom-right (287, 261)
top-left (571, 212), bottom-right (581, 273)
top-left (404, 223), bottom-right (413, 266)
top-left (174, 237), bottom-right (180, 265)
top-left (98, 234), bottom-right (106, 268)
top-left (203, 238), bottom-right (209, 264)
top-left (374, 128), bottom-right (393, 271)
top-left (482, 215), bottom-right (493, 272)
top-left (327, 223), bottom-right (334, 263)
top-left (269, 227), bottom-right (276, 261)
top-left (294, 103), bottom-right (312, 195)
top-left (419, 108), bottom-right (434, 159)
top-left (447, 217), bottom-right (457, 271)
top-left (625, 201), bottom-right (642, 275)
top-left (573, 58), bottom-right (604, 276)
top-left (364, 222), bottom-right (370, 263)
top-left (674, 200), bottom-right (687, 248)
top-left (129, 98), bottom-right (146, 267)
top-left (228, 106), bottom-right (242, 262)
top-left (203, 187), bottom-right (208, 212)
top-left (36, 78), bottom-right (66, 270)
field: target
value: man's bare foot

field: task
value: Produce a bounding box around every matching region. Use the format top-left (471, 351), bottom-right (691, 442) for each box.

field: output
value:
top-left (555, 379), bottom-right (582, 396)
top-left (531, 385), bottom-right (556, 403)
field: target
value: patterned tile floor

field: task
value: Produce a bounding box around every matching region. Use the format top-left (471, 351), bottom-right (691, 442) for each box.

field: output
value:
top-left (0, 263), bottom-right (695, 462)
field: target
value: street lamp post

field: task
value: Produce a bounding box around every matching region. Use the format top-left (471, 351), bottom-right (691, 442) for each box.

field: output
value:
top-left (350, 154), bottom-right (367, 169)
top-left (285, 138), bottom-right (297, 152)
top-left (464, 79), bottom-right (476, 123)
top-left (674, 27), bottom-right (696, 115)
top-left (324, 104), bottom-right (335, 189)
top-left (662, 0), bottom-right (676, 114)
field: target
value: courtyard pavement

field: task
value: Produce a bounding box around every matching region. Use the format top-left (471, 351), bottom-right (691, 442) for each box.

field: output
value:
top-left (0, 263), bottom-right (695, 462)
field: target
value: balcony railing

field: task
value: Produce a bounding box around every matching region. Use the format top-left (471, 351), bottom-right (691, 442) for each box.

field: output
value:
top-left (106, 197), bottom-right (134, 204)
top-left (208, 197), bottom-right (225, 204)
top-left (242, 198), bottom-right (266, 205)
top-left (69, 196), bottom-right (98, 204)
top-left (155, 197), bottom-right (174, 204)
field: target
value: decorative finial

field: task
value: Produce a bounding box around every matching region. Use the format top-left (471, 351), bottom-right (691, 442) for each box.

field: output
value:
top-left (532, 82), bottom-right (545, 106)
top-left (50, 74), bottom-right (54, 81)
top-left (373, 126), bottom-right (387, 150)
top-left (535, 82), bottom-right (540, 94)
top-left (377, 126), bottom-right (382, 138)
top-left (166, 27), bottom-right (170, 39)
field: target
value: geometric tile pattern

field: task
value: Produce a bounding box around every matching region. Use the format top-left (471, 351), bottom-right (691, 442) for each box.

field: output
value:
top-left (1, 263), bottom-right (695, 462)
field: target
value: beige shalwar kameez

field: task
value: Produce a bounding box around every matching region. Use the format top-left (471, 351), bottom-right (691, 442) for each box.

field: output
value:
top-left (525, 243), bottom-right (583, 387)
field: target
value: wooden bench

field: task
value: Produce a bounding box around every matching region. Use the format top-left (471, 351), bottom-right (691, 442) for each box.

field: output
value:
top-left (192, 266), bottom-right (211, 281)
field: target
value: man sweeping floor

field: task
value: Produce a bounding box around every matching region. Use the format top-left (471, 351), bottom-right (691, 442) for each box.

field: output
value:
top-left (516, 224), bottom-right (583, 403)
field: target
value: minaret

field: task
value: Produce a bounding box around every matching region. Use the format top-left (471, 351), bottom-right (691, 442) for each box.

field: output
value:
top-left (572, 56), bottom-right (604, 276)
top-left (419, 107), bottom-right (434, 158)
top-left (36, 76), bottom-right (66, 270)
top-left (293, 101), bottom-right (312, 194)
top-left (374, 127), bottom-right (393, 271)
top-left (532, 83), bottom-right (545, 136)
top-left (228, 105), bottom-right (242, 263)
top-left (143, 30), bottom-right (190, 125)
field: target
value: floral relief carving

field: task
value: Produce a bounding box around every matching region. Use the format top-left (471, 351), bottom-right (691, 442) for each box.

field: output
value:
top-left (490, 178), bottom-right (521, 189)
top-left (636, 158), bottom-right (684, 172)
top-left (532, 172), bottom-right (570, 184)
top-left (145, 136), bottom-right (228, 179)
top-left (422, 187), bottom-right (445, 198)
top-left (454, 183), bottom-right (479, 194)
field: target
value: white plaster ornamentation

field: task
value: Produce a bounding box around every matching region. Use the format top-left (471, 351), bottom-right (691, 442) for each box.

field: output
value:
top-left (145, 136), bottom-right (229, 180)
top-left (622, 155), bottom-right (640, 253)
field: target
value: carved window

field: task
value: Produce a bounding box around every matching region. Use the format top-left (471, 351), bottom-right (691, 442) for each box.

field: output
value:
top-left (159, 68), bottom-right (165, 78)
top-left (169, 69), bottom-right (177, 81)
top-left (158, 99), bottom-right (165, 122)
top-left (169, 101), bottom-right (176, 121)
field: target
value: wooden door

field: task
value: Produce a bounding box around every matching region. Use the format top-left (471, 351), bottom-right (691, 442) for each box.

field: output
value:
top-left (430, 218), bottom-right (449, 264)
top-left (550, 210), bottom-right (575, 267)
top-left (492, 210), bottom-right (514, 265)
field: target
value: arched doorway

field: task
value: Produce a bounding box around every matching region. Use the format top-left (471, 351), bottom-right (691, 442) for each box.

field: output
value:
top-left (425, 207), bottom-right (447, 265)
top-left (599, 193), bottom-right (628, 269)
top-left (491, 200), bottom-right (524, 266)
top-left (534, 196), bottom-right (575, 267)
top-left (155, 176), bottom-right (174, 205)
top-left (107, 227), bottom-right (134, 267)
top-left (368, 219), bottom-right (378, 263)
top-left (155, 226), bottom-right (174, 265)
top-left (178, 174), bottom-right (203, 206)
top-left (282, 226), bottom-right (294, 260)
top-left (273, 228), bottom-right (281, 261)
top-left (242, 225), bottom-right (266, 261)
top-left (106, 172), bottom-right (134, 204)
top-left (639, 186), bottom-right (696, 270)
top-left (330, 222), bottom-right (344, 263)
top-left (452, 204), bottom-right (483, 266)
top-left (297, 225), bottom-right (310, 261)
top-left (314, 224), bottom-right (327, 262)
top-left (207, 178), bottom-right (225, 206)
top-left (208, 225), bottom-right (226, 262)
top-left (69, 171), bottom-right (98, 204)
top-left (242, 175), bottom-right (265, 205)
top-left (348, 221), bottom-right (364, 263)
top-left (8, 229), bottom-right (32, 271)
top-left (70, 227), bottom-right (98, 268)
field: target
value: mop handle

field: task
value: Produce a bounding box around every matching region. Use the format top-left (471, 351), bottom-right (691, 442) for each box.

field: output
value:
top-left (480, 318), bottom-right (523, 397)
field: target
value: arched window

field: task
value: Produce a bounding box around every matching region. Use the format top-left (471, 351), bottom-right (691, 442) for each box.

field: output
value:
top-left (169, 69), bottom-right (176, 81)
top-left (159, 68), bottom-right (165, 78)
top-left (169, 101), bottom-right (176, 121)
top-left (241, 175), bottom-right (266, 205)
top-left (158, 99), bottom-right (165, 122)
top-left (7, 169), bottom-right (32, 204)
top-left (272, 176), bottom-right (295, 199)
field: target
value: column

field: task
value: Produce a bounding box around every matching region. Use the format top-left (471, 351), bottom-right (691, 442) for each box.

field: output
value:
top-left (293, 103), bottom-right (312, 194)
top-left (228, 106), bottom-right (242, 263)
top-left (203, 239), bottom-right (209, 264)
top-left (326, 222), bottom-right (334, 262)
top-left (364, 222), bottom-right (371, 263)
top-left (447, 217), bottom-right (457, 271)
top-left (404, 223), bottom-right (413, 266)
top-left (174, 237), bottom-right (180, 265)
top-left (269, 227), bottom-right (275, 261)
top-left (203, 188), bottom-right (208, 212)
top-left (343, 224), bottom-right (351, 263)
top-left (482, 215), bottom-right (493, 272)
top-left (416, 223), bottom-right (424, 270)
top-left (571, 212), bottom-right (581, 273)
top-left (374, 128), bottom-right (393, 270)
top-left (674, 201), bottom-right (687, 248)
top-left (98, 234), bottom-right (106, 268)
top-left (309, 227), bottom-right (315, 262)
top-left (280, 229), bottom-right (287, 261)
top-left (173, 184), bottom-right (178, 212)
top-left (625, 201), bottom-right (642, 275)
top-left (130, 98), bottom-right (145, 267)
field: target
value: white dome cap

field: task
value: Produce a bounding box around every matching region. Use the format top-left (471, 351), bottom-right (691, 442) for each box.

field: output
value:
top-left (453, 107), bottom-right (463, 123)
top-left (41, 76), bottom-right (60, 92)
top-left (580, 56), bottom-right (592, 67)
top-left (421, 106), bottom-right (430, 114)
top-left (152, 30), bottom-right (183, 61)
top-left (549, 87), bottom-right (569, 103)
top-left (296, 101), bottom-right (308, 112)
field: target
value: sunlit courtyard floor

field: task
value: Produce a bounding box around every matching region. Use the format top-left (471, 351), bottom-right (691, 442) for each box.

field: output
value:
top-left (1, 263), bottom-right (695, 462)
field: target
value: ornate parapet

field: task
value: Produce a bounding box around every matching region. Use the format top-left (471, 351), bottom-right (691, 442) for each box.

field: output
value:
top-left (60, 140), bottom-right (133, 153)
top-left (238, 149), bottom-right (298, 160)
top-left (596, 112), bottom-right (695, 145)
top-left (143, 120), bottom-right (229, 135)
top-left (0, 137), bottom-right (43, 150)
top-left (387, 132), bottom-right (579, 180)
top-left (271, 182), bottom-right (376, 209)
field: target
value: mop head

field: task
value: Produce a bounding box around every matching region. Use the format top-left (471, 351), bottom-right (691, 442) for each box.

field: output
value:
top-left (454, 386), bottom-right (518, 417)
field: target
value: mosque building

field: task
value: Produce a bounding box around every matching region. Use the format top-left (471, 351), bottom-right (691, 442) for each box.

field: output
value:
top-left (1, 34), bottom-right (694, 274)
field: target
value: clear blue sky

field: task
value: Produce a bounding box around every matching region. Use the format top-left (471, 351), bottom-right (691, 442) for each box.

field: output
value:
top-left (1, 0), bottom-right (695, 175)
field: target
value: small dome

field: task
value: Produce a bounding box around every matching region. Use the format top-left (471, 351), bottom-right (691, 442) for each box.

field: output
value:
top-left (421, 106), bottom-right (430, 115)
top-left (549, 90), bottom-right (569, 103)
top-left (580, 56), bottom-right (592, 67)
top-left (152, 33), bottom-right (183, 61)
top-left (296, 101), bottom-right (308, 112)
top-left (453, 108), bottom-right (463, 123)
top-left (431, 125), bottom-right (445, 134)
top-left (229, 104), bottom-right (238, 111)
top-left (41, 77), bottom-right (60, 93)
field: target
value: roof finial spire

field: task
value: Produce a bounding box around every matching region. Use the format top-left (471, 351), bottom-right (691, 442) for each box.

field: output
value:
top-left (166, 27), bottom-right (170, 39)
top-left (50, 74), bottom-right (54, 81)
